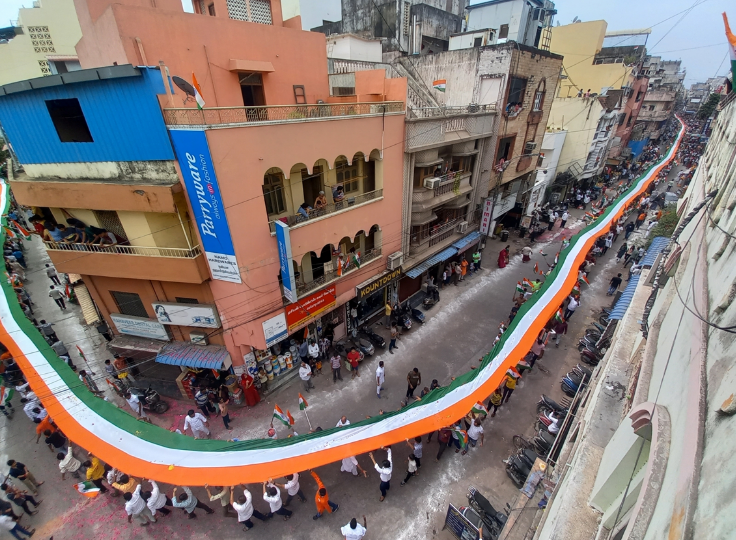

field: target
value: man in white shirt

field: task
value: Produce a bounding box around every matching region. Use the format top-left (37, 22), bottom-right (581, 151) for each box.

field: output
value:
top-left (368, 447), bottom-right (392, 501)
top-left (340, 456), bottom-right (368, 477)
top-left (462, 418), bottom-right (485, 455)
top-left (299, 361), bottom-right (315, 393)
top-left (125, 391), bottom-right (150, 422)
top-left (57, 443), bottom-right (82, 480)
top-left (231, 487), bottom-right (270, 531)
top-left (560, 211), bottom-right (569, 228)
top-left (124, 484), bottom-right (157, 526)
top-left (341, 516), bottom-right (368, 540)
top-left (0, 514), bottom-right (34, 538)
top-left (262, 482), bottom-right (292, 520)
top-left (273, 472), bottom-right (307, 506)
top-left (183, 409), bottom-right (210, 439)
top-left (375, 361), bottom-right (385, 399)
top-left (336, 416), bottom-right (350, 428)
top-left (308, 340), bottom-right (320, 363)
top-left (141, 480), bottom-right (173, 517)
top-left (564, 295), bottom-right (579, 320)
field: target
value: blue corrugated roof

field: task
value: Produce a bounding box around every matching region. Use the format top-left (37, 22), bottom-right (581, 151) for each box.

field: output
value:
top-left (405, 247), bottom-right (458, 279)
top-left (156, 341), bottom-right (230, 370)
top-left (452, 231), bottom-right (482, 253)
top-left (609, 275), bottom-right (641, 320)
top-left (640, 236), bottom-right (669, 267)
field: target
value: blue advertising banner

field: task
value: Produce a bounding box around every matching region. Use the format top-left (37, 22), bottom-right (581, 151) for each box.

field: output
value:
top-left (169, 129), bottom-right (241, 283)
top-left (275, 221), bottom-right (297, 303)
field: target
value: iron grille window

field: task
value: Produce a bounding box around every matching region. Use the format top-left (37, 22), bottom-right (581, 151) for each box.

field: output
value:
top-left (92, 210), bottom-right (127, 240)
top-left (263, 170), bottom-right (286, 216)
top-left (111, 291), bottom-right (149, 318)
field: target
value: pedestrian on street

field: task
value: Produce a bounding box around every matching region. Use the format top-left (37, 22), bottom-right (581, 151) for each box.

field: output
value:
top-left (219, 396), bottom-right (232, 430)
top-left (399, 454), bottom-right (418, 486)
top-left (406, 368), bottom-right (421, 399)
top-left (57, 444), bottom-right (82, 480)
top-left (340, 455), bottom-right (368, 477)
top-left (375, 361), bottom-right (385, 399)
top-left (463, 418), bottom-right (484, 455)
top-left (608, 273), bottom-right (623, 296)
top-left (298, 340), bottom-right (309, 366)
top-left (95, 320), bottom-right (113, 342)
top-left (564, 295), bottom-right (579, 320)
top-left (230, 486), bottom-right (269, 531)
top-left (625, 222), bottom-right (635, 239)
top-left (552, 319), bottom-right (568, 348)
top-left (48, 285), bottom-right (66, 310)
top-left (36, 320), bottom-right (57, 343)
top-left (347, 348), bottom-right (361, 379)
top-left (502, 375), bottom-right (516, 404)
top-left (329, 349), bottom-right (343, 383)
top-left (172, 486), bottom-right (214, 519)
top-left (488, 389), bottom-right (502, 417)
top-left (384, 302), bottom-right (392, 327)
top-left (111, 474), bottom-right (138, 497)
top-left (341, 516), bottom-right (368, 540)
top-left (0, 484), bottom-right (40, 516)
top-left (616, 243), bottom-right (628, 262)
top-left (472, 249), bottom-right (482, 270)
top-left (204, 484), bottom-right (237, 518)
top-left (262, 482), bottom-right (292, 520)
top-left (6, 460), bottom-right (42, 495)
top-left (82, 454), bottom-right (108, 493)
top-left (125, 391), bottom-right (151, 423)
top-left (560, 211), bottom-right (569, 228)
top-left (308, 339), bottom-right (320, 373)
top-left (184, 409), bottom-right (210, 439)
top-left (528, 337), bottom-right (546, 368)
top-left (299, 360), bottom-right (315, 392)
top-left (79, 370), bottom-right (103, 396)
top-left (635, 211), bottom-right (647, 229)
top-left (124, 484), bottom-right (157, 526)
top-left (603, 234), bottom-right (613, 254)
top-left (43, 429), bottom-right (67, 454)
top-left (368, 447), bottom-right (392, 502)
top-left (434, 427), bottom-right (453, 461)
top-left (350, 306), bottom-right (359, 330)
top-left (194, 387), bottom-right (211, 417)
top-left (0, 514), bottom-right (34, 539)
top-left (141, 480), bottom-right (173, 517)
top-left (273, 472), bottom-right (307, 506)
top-left (308, 470), bottom-right (339, 520)
top-left (336, 416), bottom-right (350, 428)
top-left (521, 245), bottom-right (532, 262)
top-left (405, 437), bottom-right (423, 469)
top-left (452, 262), bottom-right (461, 286)
top-left (389, 323), bottom-right (399, 354)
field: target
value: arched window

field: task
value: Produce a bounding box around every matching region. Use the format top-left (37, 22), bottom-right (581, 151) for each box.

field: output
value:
top-left (263, 168), bottom-right (285, 216)
top-left (533, 78), bottom-right (546, 112)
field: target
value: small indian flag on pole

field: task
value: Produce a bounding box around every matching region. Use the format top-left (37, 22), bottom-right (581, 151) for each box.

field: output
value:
top-left (723, 12), bottom-right (736, 86)
top-left (472, 401), bottom-right (488, 416)
top-left (298, 393), bottom-right (308, 411)
top-left (553, 308), bottom-right (564, 323)
top-left (453, 428), bottom-right (468, 449)
top-left (580, 274), bottom-right (590, 286)
top-left (516, 282), bottom-right (524, 293)
top-left (192, 73), bottom-right (206, 110)
top-left (433, 79), bottom-right (447, 92)
top-left (534, 262), bottom-right (540, 275)
top-left (10, 220), bottom-right (31, 240)
top-left (272, 405), bottom-right (293, 428)
top-left (2, 226), bottom-right (16, 239)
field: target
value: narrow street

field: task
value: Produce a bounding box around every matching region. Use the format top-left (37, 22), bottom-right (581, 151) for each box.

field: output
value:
top-left (1, 200), bottom-right (659, 539)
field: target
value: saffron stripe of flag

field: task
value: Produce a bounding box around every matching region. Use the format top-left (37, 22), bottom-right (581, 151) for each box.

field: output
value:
top-left (298, 393), bottom-right (308, 411)
top-left (534, 262), bottom-right (540, 275)
top-left (472, 401), bottom-right (488, 416)
top-left (272, 404), bottom-right (292, 428)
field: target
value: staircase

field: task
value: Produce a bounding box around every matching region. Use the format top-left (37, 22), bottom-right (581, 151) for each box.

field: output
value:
top-left (390, 56), bottom-right (442, 116)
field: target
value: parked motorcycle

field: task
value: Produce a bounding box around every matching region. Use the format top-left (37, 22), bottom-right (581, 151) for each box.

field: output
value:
top-left (533, 428), bottom-right (556, 457)
top-left (129, 386), bottom-right (169, 414)
top-left (580, 348), bottom-right (603, 366)
top-left (536, 394), bottom-right (570, 415)
top-left (349, 336), bottom-right (375, 357)
top-left (465, 486), bottom-right (508, 539)
top-left (360, 326), bottom-right (386, 349)
top-left (410, 307), bottom-right (425, 324)
top-left (393, 304), bottom-right (412, 332)
top-left (504, 448), bottom-right (539, 488)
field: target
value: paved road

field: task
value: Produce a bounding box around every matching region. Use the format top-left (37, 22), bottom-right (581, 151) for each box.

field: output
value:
top-left (2, 202), bottom-right (659, 539)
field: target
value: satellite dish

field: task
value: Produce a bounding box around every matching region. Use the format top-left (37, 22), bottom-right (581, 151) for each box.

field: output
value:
top-left (172, 76), bottom-right (196, 98)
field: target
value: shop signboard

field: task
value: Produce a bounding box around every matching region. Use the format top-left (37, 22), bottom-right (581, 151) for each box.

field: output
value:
top-left (151, 302), bottom-right (221, 328)
top-left (443, 504), bottom-right (480, 540)
top-left (110, 313), bottom-right (169, 341)
top-left (262, 312), bottom-right (288, 348)
top-left (480, 198), bottom-right (494, 236)
top-left (285, 285), bottom-right (337, 334)
top-left (275, 221), bottom-right (297, 303)
top-left (355, 267), bottom-right (402, 301)
top-left (169, 129), bottom-right (242, 283)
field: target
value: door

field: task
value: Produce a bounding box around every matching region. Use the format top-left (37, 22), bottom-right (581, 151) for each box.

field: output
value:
top-left (302, 166), bottom-right (323, 209)
top-left (240, 73), bottom-right (265, 120)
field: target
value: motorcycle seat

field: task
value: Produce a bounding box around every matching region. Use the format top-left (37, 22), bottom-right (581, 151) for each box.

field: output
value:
top-left (472, 490), bottom-right (499, 518)
top-left (540, 430), bottom-right (555, 445)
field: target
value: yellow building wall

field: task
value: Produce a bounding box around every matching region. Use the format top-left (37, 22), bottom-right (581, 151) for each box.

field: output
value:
top-left (550, 20), bottom-right (632, 98)
top-left (0, 0), bottom-right (82, 85)
top-left (117, 211), bottom-right (157, 247)
top-left (146, 212), bottom-right (189, 249)
top-left (547, 97), bottom-right (604, 174)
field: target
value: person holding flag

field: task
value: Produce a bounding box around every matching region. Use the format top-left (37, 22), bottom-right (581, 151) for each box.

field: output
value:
top-left (451, 423), bottom-right (468, 454)
top-left (462, 418), bottom-right (484, 455)
top-left (722, 13), bottom-right (736, 95)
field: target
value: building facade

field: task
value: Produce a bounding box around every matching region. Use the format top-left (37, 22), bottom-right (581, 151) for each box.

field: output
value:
top-left (639, 56), bottom-right (684, 140)
top-left (464, 0), bottom-right (556, 49)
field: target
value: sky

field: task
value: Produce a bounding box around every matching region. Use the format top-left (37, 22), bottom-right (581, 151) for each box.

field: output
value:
top-left (0, 0), bottom-right (731, 85)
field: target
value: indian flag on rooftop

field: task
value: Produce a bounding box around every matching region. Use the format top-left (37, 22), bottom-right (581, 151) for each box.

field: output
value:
top-left (433, 79), bottom-right (447, 92)
top-left (192, 73), bottom-right (206, 110)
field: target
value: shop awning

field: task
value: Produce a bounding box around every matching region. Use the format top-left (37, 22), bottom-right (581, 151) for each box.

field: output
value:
top-left (640, 236), bottom-right (669, 268)
top-left (156, 341), bottom-right (230, 370)
top-left (405, 247), bottom-right (458, 279)
top-left (608, 275), bottom-right (641, 321)
top-left (452, 231), bottom-right (482, 254)
top-left (73, 283), bottom-right (99, 326)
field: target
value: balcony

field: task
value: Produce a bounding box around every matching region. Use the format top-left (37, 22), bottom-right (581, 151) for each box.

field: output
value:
top-left (163, 102), bottom-right (404, 127)
top-left (405, 109), bottom-right (497, 152)
top-left (43, 242), bottom-right (210, 283)
top-left (412, 172), bottom-right (473, 212)
top-left (407, 210), bottom-right (482, 259)
top-left (295, 247), bottom-right (382, 298)
top-left (268, 189), bottom-right (383, 233)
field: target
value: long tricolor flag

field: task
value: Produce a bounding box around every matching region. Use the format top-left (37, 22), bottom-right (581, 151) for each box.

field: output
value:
top-left (298, 393), bottom-right (308, 411)
top-left (471, 401), bottom-right (488, 416)
top-left (272, 405), bottom-right (294, 428)
top-left (10, 220), bottom-right (31, 240)
top-left (192, 73), bottom-right (206, 110)
top-left (723, 13), bottom-right (736, 88)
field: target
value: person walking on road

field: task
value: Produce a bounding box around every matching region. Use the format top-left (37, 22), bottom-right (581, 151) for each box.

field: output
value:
top-left (463, 418), bottom-right (484, 455)
top-left (560, 211), bottom-right (569, 228)
top-left (564, 295), bottom-right (579, 320)
top-left (219, 396), bottom-right (232, 430)
top-left (204, 484), bottom-right (237, 518)
top-left (388, 324), bottom-right (399, 354)
top-left (368, 447), bottom-right (392, 502)
top-left (48, 286), bottom-right (66, 310)
top-left (299, 360), bottom-right (315, 392)
top-left (124, 484), bottom-right (157, 526)
top-left (45, 264), bottom-right (61, 286)
top-left (341, 516), bottom-right (368, 540)
top-left (141, 480), bottom-right (173, 517)
top-left (273, 473), bottom-right (307, 506)
top-left (347, 348), bottom-right (361, 379)
top-left (308, 470), bottom-right (339, 520)
top-left (172, 486), bottom-right (214, 519)
top-left (375, 361), bottom-right (385, 399)
top-left (262, 482), bottom-right (292, 520)
top-left (36, 320), bottom-right (57, 343)
top-left (82, 454), bottom-right (108, 494)
top-left (183, 409), bottom-right (210, 439)
top-left (624, 222), bottom-right (635, 239)
top-left (434, 427), bottom-right (453, 461)
top-left (552, 318), bottom-right (568, 348)
top-left (0, 514), bottom-right (34, 539)
top-left (330, 349), bottom-right (343, 383)
top-left (231, 486), bottom-right (269, 531)
top-left (607, 273), bottom-right (623, 296)
top-left (502, 375), bottom-right (516, 404)
top-left (194, 388), bottom-right (211, 418)
top-left (0, 484), bottom-right (40, 516)
top-left (406, 368), bottom-right (421, 399)
top-left (399, 454), bottom-right (418, 486)
top-left (340, 455), bottom-right (368, 477)
top-left (472, 249), bottom-right (482, 270)
top-left (6, 461), bottom-right (42, 496)
top-left (488, 389), bottom-right (502, 417)
top-left (405, 437), bottom-right (423, 469)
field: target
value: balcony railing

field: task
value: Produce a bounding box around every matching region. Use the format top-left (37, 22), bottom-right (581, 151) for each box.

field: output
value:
top-left (163, 102), bottom-right (404, 126)
top-left (295, 247), bottom-right (382, 297)
top-left (268, 189), bottom-right (383, 233)
top-left (410, 218), bottom-right (463, 249)
top-left (408, 103), bottom-right (497, 119)
top-left (43, 241), bottom-right (202, 258)
top-left (433, 172), bottom-right (468, 196)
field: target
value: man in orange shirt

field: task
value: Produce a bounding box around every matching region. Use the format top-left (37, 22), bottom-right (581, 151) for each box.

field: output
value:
top-left (460, 258), bottom-right (469, 281)
top-left (35, 415), bottom-right (56, 443)
top-left (309, 470), bottom-right (338, 520)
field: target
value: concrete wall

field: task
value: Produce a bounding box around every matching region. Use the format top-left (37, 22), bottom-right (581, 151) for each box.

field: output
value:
top-left (466, 1), bottom-right (528, 43)
top-left (548, 96), bottom-right (604, 176)
top-left (327, 34), bottom-right (383, 62)
top-left (0, 0), bottom-right (82, 85)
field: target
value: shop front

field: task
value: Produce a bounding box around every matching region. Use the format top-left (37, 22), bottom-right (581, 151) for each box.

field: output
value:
top-left (348, 267), bottom-right (403, 333)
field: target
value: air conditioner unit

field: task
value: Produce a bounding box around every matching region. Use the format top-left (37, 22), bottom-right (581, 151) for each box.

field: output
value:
top-left (190, 332), bottom-right (209, 346)
top-left (524, 141), bottom-right (537, 153)
top-left (423, 177), bottom-right (440, 189)
top-left (457, 221), bottom-right (469, 233)
top-left (387, 251), bottom-right (403, 270)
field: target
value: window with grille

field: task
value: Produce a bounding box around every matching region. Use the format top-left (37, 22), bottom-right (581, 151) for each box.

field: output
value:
top-left (111, 291), bottom-right (149, 318)
top-left (532, 79), bottom-right (546, 111)
top-left (28, 26), bottom-right (55, 53)
top-left (198, 0), bottom-right (205, 13)
top-left (402, 2), bottom-right (411, 35)
top-left (333, 87), bottom-right (355, 96)
top-left (336, 159), bottom-right (360, 193)
top-left (175, 297), bottom-right (199, 304)
top-left (263, 169), bottom-right (286, 216)
top-left (226, 0), bottom-right (272, 24)
top-left (92, 210), bottom-right (128, 240)
top-left (499, 24), bottom-right (509, 39)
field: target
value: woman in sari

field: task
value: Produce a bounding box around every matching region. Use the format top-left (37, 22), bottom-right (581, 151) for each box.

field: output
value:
top-left (242, 372), bottom-right (261, 407)
top-left (498, 245), bottom-right (510, 268)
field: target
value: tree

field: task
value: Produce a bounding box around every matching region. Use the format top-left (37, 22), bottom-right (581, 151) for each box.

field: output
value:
top-left (697, 93), bottom-right (720, 120)
top-left (646, 208), bottom-right (678, 249)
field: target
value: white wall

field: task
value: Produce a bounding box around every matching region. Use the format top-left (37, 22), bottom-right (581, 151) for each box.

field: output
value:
top-left (326, 35), bottom-right (383, 62)
top-left (466, 1), bottom-right (528, 43)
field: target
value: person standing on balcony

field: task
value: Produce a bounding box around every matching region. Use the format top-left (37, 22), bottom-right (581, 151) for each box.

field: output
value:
top-left (314, 191), bottom-right (328, 213)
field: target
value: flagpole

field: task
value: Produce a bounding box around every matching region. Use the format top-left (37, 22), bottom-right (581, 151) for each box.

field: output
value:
top-left (303, 410), bottom-right (313, 431)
